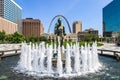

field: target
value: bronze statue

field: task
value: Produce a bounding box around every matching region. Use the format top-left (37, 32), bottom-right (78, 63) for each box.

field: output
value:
top-left (54, 17), bottom-right (66, 46)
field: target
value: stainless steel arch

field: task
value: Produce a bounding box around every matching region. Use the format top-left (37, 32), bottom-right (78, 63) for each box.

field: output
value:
top-left (47, 15), bottom-right (72, 33)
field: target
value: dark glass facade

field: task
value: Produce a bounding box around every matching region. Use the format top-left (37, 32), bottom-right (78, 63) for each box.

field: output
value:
top-left (103, 0), bottom-right (120, 33)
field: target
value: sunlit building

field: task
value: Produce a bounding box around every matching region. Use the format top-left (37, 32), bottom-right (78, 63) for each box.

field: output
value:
top-left (65, 33), bottom-right (77, 42)
top-left (0, 17), bottom-right (18, 34)
top-left (0, 0), bottom-right (22, 32)
top-left (22, 18), bottom-right (44, 37)
top-left (0, 0), bottom-right (22, 22)
top-left (73, 21), bottom-right (82, 34)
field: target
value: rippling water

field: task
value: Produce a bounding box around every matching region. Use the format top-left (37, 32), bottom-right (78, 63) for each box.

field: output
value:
top-left (0, 56), bottom-right (120, 80)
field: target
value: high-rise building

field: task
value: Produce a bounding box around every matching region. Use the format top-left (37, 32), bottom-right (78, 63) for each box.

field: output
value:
top-left (0, 17), bottom-right (18, 34)
top-left (0, 0), bottom-right (22, 22)
top-left (73, 21), bottom-right (82, 34)
top-left (0, 0), bottom-right (22, 32)
top-left (22, 18), bottom-right (44, 37)
top-left (103, 0), bottom-right (120, 37)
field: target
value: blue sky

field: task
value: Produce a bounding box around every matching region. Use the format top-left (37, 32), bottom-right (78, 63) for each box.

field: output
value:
top-left (15, 0), bottom-right (112, 35)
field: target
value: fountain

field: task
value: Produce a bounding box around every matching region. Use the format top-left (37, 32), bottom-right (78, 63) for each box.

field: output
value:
top-left (0, 15), bottom-right (120, 80)
top-left (16, 15), bottom-right (101, 78)
top-left (16, 41), bottom-right (101, 77)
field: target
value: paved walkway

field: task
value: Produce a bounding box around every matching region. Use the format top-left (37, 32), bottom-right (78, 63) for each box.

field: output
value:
top-left (98, 42), bottom-right (120, 56)
top-left (1, 43), bottom-right (119, 51)
top-left (0, 44), bottom-right (21, 56)
top-left (0, 43), bottom-right (120, 58)
top-left (0, 44), bottom-right (20, 51)
top-left (98, 42), bottom-right (120, 51)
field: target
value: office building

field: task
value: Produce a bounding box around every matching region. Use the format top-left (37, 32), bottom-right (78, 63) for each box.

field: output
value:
top-left (103, 0), bottom-right (120, 37)
top-left (0, 0), bottom-right (22, 22)
top-left (77, 28), bottom-right (98, 41)
top-left (84, 28), bottom-right (98, 35)
top-left (0, 17), bottom-right (18, 34)
top-left (65, 33), bottom-right (77, 42)
top-left (0, 0), bottom-right (22, 32)
top-left (73, 21), bottom-right (82, 34)
top-left (22, 18), bottom-right (44, 37)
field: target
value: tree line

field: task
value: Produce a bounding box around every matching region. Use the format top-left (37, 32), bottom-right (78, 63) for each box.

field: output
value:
top-left (0, 31), bottom-right (48, 43)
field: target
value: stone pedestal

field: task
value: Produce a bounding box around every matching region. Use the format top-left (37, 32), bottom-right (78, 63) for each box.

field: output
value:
top-left (52, 48), bottom-right (66, 67)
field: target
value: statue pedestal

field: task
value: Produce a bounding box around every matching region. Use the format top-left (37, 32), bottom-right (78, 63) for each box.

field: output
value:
top-left (52, 48), bottom-right (65, 67)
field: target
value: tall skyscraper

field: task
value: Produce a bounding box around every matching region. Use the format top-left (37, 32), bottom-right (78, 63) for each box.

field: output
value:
top-left (73, 21), bottom-right (82, 34)
top-left (0, 0), bottom-right (22, 32)
top-left (103, 0), bottom-right (120, 37)
top-left (22, 18), bottom-right (44, 37)
top-left (0, 0), bottom-right (22, 22)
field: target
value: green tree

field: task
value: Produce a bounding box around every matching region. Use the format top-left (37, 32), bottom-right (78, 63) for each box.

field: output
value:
top-left (103, 37), bottom-right (110, 43)
top-left (91, 34), bottom-right (99, 41)
top-left (84, 33), bottom-right (92, 42)
top-left (39, 36), bottom-right (48, 42)
top-left (0, 31), bottom-right (6, 42)
top-left (117, 30), bottom-right (120, 45)
top-left (12, 32), bottom-right (25, 43)
top-left (28, 36), bottom-right (37, 43)
top-left (84, 33), bottom-right (99, 42)
top-left (5, 34), bottom-right (13, 43)
top-left (25, 36), bottom-right (30, 43)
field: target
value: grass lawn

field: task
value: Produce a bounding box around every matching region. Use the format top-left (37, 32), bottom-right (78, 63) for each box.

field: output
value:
top-left (46, 41), bottom-right (103, 48)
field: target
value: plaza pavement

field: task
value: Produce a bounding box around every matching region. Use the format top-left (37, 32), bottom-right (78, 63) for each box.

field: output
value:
top-left (0, 44), bottom-right (20, 51)
top-left (98, 42), bottom-right (120, 56)
top-left (1, 43), bottom-right (119, 51)
top-left (0, 44), bottom-right (21, 56)
top-left (0, 43), bottom-right (120, 57)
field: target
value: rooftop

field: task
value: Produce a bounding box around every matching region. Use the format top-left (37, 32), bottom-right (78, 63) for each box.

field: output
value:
top-left (11, 0), bottom-right (22, 10)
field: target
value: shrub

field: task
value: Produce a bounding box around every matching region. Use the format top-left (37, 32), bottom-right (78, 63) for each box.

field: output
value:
top-left (0, 31), bottom-right (6, 42)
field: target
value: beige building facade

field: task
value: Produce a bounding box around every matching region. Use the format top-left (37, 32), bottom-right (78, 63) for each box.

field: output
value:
top-left (65, 33), bottom-right (77, 42)
top-left (73, 21), bottom-right (82, 34)
top-left (41, 33), bottom-right (77, 42)
top-left (22, 18), bottom-right (44, 37)
top-left (84, 28), bottom-right (98, 35)
top-left (77, 28), bottom-right (99, 41)
top-left (0, 17), bottom-right (18, 34)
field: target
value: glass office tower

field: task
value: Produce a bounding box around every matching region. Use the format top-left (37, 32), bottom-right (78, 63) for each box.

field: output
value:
top-left (0, 0), bottom-right (22, 23)
top-left (103, 0), bottom-right (120, 36)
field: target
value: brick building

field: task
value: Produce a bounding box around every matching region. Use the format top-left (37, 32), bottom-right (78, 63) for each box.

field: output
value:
top-left (73, 21), bottom-right (82, 34)
top-left (22, 18), bottom-right (44, 37)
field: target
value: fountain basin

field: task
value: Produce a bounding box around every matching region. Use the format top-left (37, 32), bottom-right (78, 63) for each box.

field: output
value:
top-left (15, 42), bottom-right (101, 77)
top-left (0, 55), bottom-right (120, 80)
